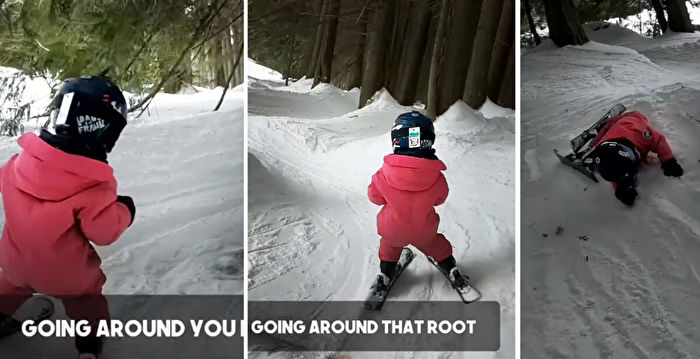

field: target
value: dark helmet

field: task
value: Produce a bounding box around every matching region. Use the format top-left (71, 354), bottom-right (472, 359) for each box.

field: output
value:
top-left (594, 139), bottom-right (640, 184)
top-left (49, 76), bottom-right (127, 154)
top-left (391, 111), bottom-right (435, 151)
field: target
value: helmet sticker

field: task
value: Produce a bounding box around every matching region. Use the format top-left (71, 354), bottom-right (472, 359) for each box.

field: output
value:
top-left (408, 127), bottom-right (420, 148)
top-left (618, 150), bottom-right (632, 158)
top-left (55, 92), bottom-right (74, 126)
top-left (643, 129), bottom-right (652, 139)
top-left (76, 115), bottom-right (106, 134)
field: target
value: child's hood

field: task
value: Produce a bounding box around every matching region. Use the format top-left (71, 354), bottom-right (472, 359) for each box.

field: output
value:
top-left (5, 133), bottom-right (116, 201)
top-left (381, 154), bottom-right (446, 191)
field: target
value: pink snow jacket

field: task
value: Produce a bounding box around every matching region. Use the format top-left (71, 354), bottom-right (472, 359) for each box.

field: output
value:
top-left (590, 111), bottom-right (674, 163)
top-left (368, 154), bottom-right (448, 243)
top-left (0, 133), bottom-right (131, 295)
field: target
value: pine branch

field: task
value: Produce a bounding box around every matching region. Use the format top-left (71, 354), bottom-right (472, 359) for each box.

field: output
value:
top-left (130, 0), bottom-right (229, 116)
top-left (124, 31), bottom-right (157, 74)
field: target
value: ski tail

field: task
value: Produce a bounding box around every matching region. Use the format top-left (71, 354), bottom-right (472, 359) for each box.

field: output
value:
top-left (557, 104), bottom-right (626, 182)
top-left (554, 149), bottom-right (598, 182)
top-left (569, 103), bottom-right (626, 155)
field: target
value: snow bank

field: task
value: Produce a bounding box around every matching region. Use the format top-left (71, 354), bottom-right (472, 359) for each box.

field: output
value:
top-left (479, 98), bottom-right (515, 119)
top-left (585, 21), bottom-right (645, 47)
top-left (584, 21), bottom-right (700, 52)
top-left (599, 2), bottom-right (700, 38)
top-left (247, 58), bottom-right (283, 82)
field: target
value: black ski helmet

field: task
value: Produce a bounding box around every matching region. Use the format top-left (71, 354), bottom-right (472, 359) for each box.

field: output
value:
top-left (391, 111), bottom-right (435, 151)
top-left (594, 139), bottom-right (640, 184)
top-left (49, 76), bottom-right (127, 153)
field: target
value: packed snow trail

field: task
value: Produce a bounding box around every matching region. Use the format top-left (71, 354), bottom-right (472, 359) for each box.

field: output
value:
top-left (522, 24), bottom-right (700, 358)
top-left (247, 62), bottom-right (514, 358)
top-left (100, 88), bottom-right (244, 295)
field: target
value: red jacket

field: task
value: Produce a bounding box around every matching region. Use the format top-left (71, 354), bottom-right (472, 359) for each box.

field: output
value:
top-left (0, 133), bottom-right (131, 295)
top-left (590, 111), bottom-right (674, 163)
top-left (368, 154), bottom-right (448, 244)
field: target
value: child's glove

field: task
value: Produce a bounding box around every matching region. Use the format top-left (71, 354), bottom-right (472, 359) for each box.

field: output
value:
top-left (615, 185), bottom-right (637, 206)
top-left (661, 158), bottom-right (683, 177)
top-left (116, 195), bottom-right (135, 225)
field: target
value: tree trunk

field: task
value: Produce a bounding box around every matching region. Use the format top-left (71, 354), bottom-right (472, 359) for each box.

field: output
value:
top-left (463, 0), bottom-right (504, 109)
top-left (182, 48), bottom-right (193, 87)
top-left (542, 0), bottom-right (588, 47)
top-left (385, 0), bottom-right (411, 97)
top-left (312, 0), bottom-right (340, 87)
top-left (651, 0), bottom-right (668, 34)
top-left (320, 0), bottom-right (341, 82)
top-left (496, 43), bottom-right (514, 109)
top-left (392, 0), bottom-right (431, 105)
top-left (359, 0), bottom-right (394, 107)
top-left (306, 0), bottom-right (328, 79)
top-left (432, 0), bottom-right (481, 116)
top-left (215, 35), bottom-right (228, 88)
top-left (665, 0), bottom-right (694, 33)
top-left (523, 0), bottom-right (541, 45)
top-left (487, 0), bottom-right (514, 101)
top-left (214, 42), bottom-right (244, 112)
top-left (415, 5), bottom-right (437, 105)
top-left (284, 18), bottom-right (298, 86)
top-left (347, 11), bottom-right (366, 90)
top-left (427, 0), bottom-right (451, 120)
top-left (303, 0), bottom-right (324, 77)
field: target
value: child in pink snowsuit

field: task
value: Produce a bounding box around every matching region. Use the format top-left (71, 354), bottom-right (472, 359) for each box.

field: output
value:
top-left (0, 77), bottom-right (134, 357)
top-left (368, 111), bottom-right (468, 291)
top-left (368, 152), bottom-right (452, 264)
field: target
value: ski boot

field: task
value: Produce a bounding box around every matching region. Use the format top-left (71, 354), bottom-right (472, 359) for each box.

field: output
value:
top-left (554, 104), bottom-right (627, 182)
top-left (0, 296), bottom-right (54, 340)
top-left (427, 256), bottom-right (482, 303)
top-left (365, 273), bottom-right (391, 309)
top-left (447, 267), bottom-right (481, 303)
top-left (364, 247), bottom-right (414, 310)
top-left (374, 273), bottom-right (390, 293)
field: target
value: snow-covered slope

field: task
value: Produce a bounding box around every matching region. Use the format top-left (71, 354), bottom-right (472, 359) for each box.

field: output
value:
top-left (522, 24), bottom-right (700, 358)
top-left (248, 68), bottom-right (514, 358)
top-left (102, 87), bottom-right (244, 294)
top-left (0, 82), bottom-right (244, 295)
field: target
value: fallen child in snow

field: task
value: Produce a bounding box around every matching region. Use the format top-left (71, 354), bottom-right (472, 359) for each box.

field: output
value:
top-left (366, 111), bottom-right (480, 308)
top-left (591, 111), bottom-right (683, 206)
top-left (0, 77), bottom-right (135, 359)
